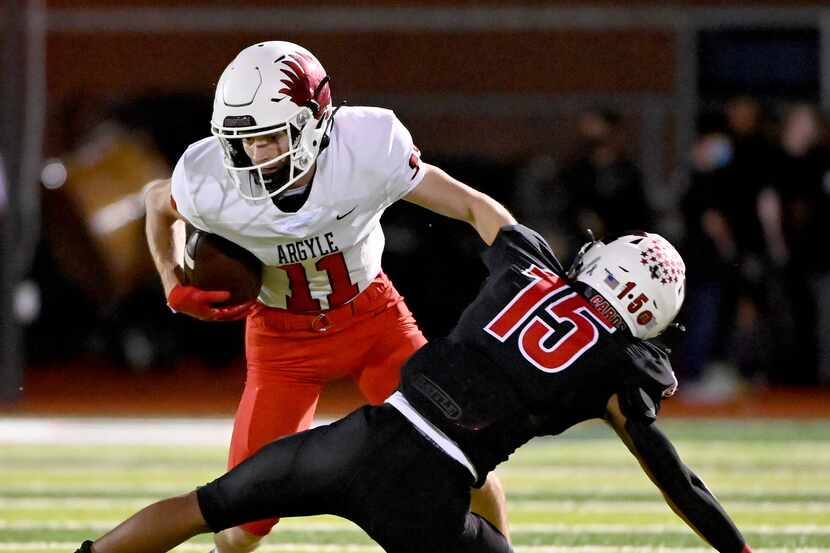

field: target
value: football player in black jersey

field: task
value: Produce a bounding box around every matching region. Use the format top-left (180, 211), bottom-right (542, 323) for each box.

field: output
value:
top-left (75, 223), bottom-right (754, 553)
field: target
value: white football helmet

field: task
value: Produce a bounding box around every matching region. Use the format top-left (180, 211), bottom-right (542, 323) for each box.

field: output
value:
top-left (211, 41), bottom-right (333, 200)
top-left (569, 232), bottom-right (686, 339)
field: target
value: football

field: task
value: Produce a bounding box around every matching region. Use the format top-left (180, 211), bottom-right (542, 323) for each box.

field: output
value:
top-left (182, 226), bottom-right (263, 305)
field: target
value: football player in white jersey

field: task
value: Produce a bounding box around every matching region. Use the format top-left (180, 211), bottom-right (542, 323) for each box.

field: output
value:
top-left (144, 41), bottom-right (513, 553)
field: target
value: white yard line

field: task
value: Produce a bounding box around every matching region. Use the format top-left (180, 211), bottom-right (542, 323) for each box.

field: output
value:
top-left (2, 520), bottom-right (830, 534)
top-left (3, 545), bottom-right (830, 553)
top-left (0, 417), bottom-right (233, 446)
top-left (0, 496), bottom-right (828, 512)
top-left (0, 417), bottom-right (333, 446)
top-left (2, 497), bottom-right (828, 513)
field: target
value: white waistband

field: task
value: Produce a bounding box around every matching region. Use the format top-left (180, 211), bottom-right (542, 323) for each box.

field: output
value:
top-left (386, 391), bottom-right (478, 481)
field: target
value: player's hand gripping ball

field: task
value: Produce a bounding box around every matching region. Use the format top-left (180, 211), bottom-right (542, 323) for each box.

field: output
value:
top-left (167, 227), bottom-right (263, 321)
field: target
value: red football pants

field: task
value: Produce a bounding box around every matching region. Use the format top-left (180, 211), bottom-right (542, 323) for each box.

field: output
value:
top-left (229, 271), bottom-right (427, 536)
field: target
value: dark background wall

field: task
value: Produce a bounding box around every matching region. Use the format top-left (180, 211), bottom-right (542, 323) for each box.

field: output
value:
top-left (2, 1), bottom-right (829, 408)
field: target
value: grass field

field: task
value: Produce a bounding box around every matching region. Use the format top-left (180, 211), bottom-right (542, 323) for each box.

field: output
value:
top-left (1, 417), bottom-right (829, 552)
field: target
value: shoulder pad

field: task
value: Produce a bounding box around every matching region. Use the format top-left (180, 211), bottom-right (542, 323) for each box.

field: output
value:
top-left (486, 225), bottom-right (565, 275)
top-left (624, 340), bottom-right (677, 396)
top-left (620, 340), bottom-right (678, 422)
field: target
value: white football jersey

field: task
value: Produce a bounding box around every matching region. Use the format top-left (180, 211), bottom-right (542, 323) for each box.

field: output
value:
top-left (171, 106), bottom-right (425, 311)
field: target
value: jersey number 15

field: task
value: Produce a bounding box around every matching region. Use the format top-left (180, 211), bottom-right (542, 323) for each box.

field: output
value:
top-left (485, 265), bottom-right (616, 373)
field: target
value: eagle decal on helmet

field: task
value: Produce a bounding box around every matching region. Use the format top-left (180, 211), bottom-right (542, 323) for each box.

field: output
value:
top-left (278, 52), bottom-right (331, 119)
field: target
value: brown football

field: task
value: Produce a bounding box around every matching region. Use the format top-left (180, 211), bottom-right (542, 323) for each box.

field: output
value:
top-left (182, 226), bottom-right (263, 305)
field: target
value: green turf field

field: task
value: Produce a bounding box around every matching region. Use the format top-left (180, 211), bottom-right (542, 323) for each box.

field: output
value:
top-left (1, 418), bottom-right (828, 552)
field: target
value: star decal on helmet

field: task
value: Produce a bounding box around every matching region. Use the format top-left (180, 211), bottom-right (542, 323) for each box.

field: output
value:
top-left (649, 264), bottom-right (661, 280)
top-left (277, 52), bottom-right (331, 118)
top-left (640, 239), bottom-right (685, 284)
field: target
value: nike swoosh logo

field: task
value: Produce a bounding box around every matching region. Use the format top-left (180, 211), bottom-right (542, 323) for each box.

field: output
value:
top-left (336, 206), bottom-right (358, 220)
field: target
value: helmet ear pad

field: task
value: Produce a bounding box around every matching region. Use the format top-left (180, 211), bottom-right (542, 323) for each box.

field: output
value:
top-left (305, 74), bottom-right (331, 121)
top-left (293, 106), bottom-right (329, 171)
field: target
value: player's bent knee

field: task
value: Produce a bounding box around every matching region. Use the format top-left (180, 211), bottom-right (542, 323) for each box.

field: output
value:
top-left (470, 473), bottom-right (510, 540)
top-left (457, 513), bottom-right (512, 553)
top-left (214, 526), bottom-right (263, 553)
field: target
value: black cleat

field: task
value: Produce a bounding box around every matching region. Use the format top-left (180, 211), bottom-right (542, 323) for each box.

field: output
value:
top-left (74, 540), bottom-right (94, 553)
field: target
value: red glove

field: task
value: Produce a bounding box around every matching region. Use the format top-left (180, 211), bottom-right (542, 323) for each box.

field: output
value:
top-left (167, 285), bottom-right (255, 321)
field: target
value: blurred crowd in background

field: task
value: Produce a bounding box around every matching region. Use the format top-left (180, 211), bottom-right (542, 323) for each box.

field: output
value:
top-left (22, 92), bottom-right (830, 397)
top-left (524, 97), bottom-right (830, 394)
top-left (680, 98), bottom-right (830, 392)
top-left (4, 2), bottom-right (830, 403)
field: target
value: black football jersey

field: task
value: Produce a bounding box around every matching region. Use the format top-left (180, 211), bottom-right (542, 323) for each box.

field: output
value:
top-left (400, 225), bottom-right (675, 486)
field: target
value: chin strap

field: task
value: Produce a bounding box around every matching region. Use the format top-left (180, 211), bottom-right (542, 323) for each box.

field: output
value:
top-left (306, 75), bottom-right (331, 119)
top-left (651, 322), bottom-right (686, 355)
top-left (318, 100), bottom-right (345, 152)
top-left (585, 227), bottom-right (596, 243)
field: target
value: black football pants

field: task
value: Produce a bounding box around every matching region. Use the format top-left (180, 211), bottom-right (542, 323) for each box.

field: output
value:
top-left (196, 404), bottom-right (512, 553)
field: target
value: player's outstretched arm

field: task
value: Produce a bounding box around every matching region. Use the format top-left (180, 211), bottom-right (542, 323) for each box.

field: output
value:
top-left (144, 178), bottom-right (186, 297)
top-left (403, 164), bottom-right (516, 245)
top-left (605, 395), bottom-right (752, 553)
top-left (74, 491), bottom-right (209, 553)
top-left (145, 179), bottom-right (253, 321)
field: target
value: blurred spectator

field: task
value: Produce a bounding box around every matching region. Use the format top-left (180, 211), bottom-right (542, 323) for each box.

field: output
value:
top-left (31, 120), bottom-right (175, 369)
top-left (679, 111), bottom-right (741, 388)
top-left (680, 98), bottom-right (830, 391)
top-left (760, 104), bottom-right (830, 384)
top-left (722, 96), bottom-right (776, 271)
top-left (718, 97), bottom-right (779, 384)
top-left (548, 107), bottom-right (653, 257)
top-left (678, 99), bottom-right (778, 393)
top-left (27, 95), bottom-right (245, 372)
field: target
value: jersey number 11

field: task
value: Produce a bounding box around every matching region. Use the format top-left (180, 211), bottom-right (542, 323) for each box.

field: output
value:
top-left (280, 252), bottom-right (359, 311)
